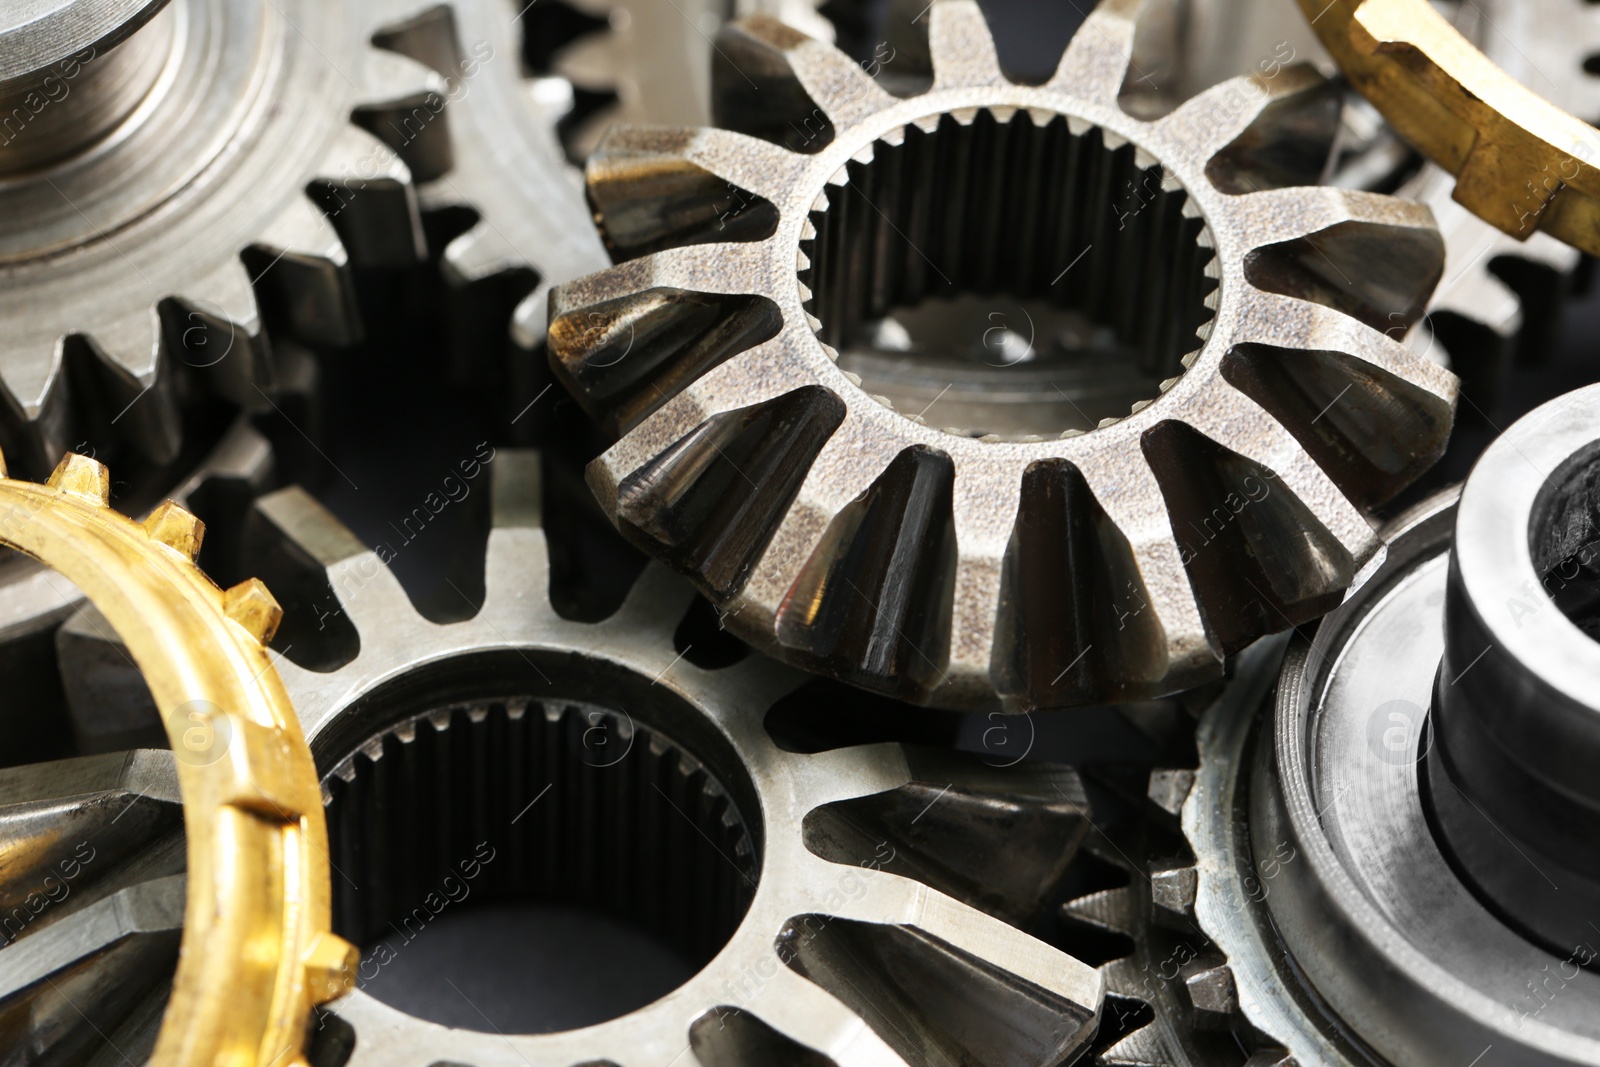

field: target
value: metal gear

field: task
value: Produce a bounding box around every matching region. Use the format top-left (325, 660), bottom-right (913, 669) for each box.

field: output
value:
top-left (198, 447), bottom-right (1109, 1066)
top-left (364, 0), bottom-right (609, 367)
top-left (547, 0), bottom-right (1458, 711)
top-left (1359, 0), bottom-right (1600, 395)
top-left (0, 452), bottom-right (354, 1067)
top-left (1176, 388), bottom-right (1600, 1067)
top-left (0, 0), bottom-right (444, 732)
top-left (1301, 0), bottom-right (1600, 257)
top-left (1055, 770), bottom-right (1282, 1067)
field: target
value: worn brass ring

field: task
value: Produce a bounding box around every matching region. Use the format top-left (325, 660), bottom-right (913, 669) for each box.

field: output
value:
top-left (1303, 0), bottom-right (1600, 254)
top-left (0, 453), bottom-right (354, 1067)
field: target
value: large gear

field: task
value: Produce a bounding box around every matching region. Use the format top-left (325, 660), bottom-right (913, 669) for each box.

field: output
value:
top-left (547, 0), bottom-right (1458, 711)
top-left (205, 447), bottom-right (1109, 1066)
top-left (0, 0), bottom-right (443, 733)
top-left (1175, 387), bottom-right (1600, 1066)
top-left (0, 452), bottom-right (353, 1067)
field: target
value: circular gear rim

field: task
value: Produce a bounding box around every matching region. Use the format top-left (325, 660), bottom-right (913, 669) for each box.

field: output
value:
top-left (236, 447), bottom-right (1108, 1066)
top-left (548, 0), bottom-right (1459, 711)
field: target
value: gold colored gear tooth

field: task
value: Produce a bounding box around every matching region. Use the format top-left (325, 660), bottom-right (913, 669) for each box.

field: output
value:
top-left (0, 449), bottom-right (351, 1067)
top-left (1302, 0), bottom-right (1600, 254)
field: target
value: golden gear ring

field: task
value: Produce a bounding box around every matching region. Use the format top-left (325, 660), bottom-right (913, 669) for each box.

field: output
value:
top-left (0, 453), bottom-right (355, 1067)
top-left (1302, 0), bottom-right (1600, 255)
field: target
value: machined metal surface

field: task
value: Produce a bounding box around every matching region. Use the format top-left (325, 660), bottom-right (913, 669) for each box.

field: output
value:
top-left (1428, 382), bottom-right (1600, 955)
top-left (1182, 463), bottom-right (1600, 1065)
top-left (0, 0), bottom-right (443, 699)
top-left (229, 449), bottom-right (1106, 1066)
top-left (548, 0), bottom-right (1458, 711)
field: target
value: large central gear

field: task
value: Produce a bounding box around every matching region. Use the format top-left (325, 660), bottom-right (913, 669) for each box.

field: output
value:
top-left (227, 449), bottom-right (1107, 1066)
top-left (548, 0), bottom-right (1458, 711)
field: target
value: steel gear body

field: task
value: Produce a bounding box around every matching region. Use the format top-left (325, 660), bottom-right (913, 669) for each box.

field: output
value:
top-left (548, 0), bottom-right (1457, 711)
top-left (219, 448), bottom-right (1108, 1067)
top-left (0, 0), bottom-right (443, 727)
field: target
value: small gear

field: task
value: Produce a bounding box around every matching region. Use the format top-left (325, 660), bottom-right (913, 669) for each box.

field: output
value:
top-left (171, 447), bottom-right (1109, 1066)
top-left (548, 0), bottom-right (1457, 710)
top-left (0, 452), bottom-right (353, 1067)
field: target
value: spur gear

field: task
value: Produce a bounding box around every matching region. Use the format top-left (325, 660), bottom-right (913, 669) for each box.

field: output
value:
top-left (1055, 774), bottom-right (1271, 1067)
top-left (189, 448), bottom-right (1108, 1066)
top-left (364, 0), bottom-right (609, 371)
top-left (547, 0), bottom-right (1458, 711)
top-left (1174, 386), bottom-right (1600, 1067)
top-left (0, 0), bottom-right (443, 742)
top-left (0, 452), bottom-right (353, 1067)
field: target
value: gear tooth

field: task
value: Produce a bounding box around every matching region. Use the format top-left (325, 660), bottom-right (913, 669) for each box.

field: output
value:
top-left (48, 454), bottom-right (112, 505)
top-left (0, 447), bottom-right (9, 478)
top-left (1149, 863), bottom-right (1199, 925)
top-left (1058, 885), bottom-right (1140, 936)
top-left (929, 0), bottom-right (1005, 89)
top-left (143, 501), bottom-right (206, 561)
top-left (1101, 1020), bottom-right (1174, 1067)
top-left (302, 931), bottom-right (359, 1007)
top-left (310, 124), bottom-right (428, 265)
top-left (713, 15), bottom-right (893, 134)
top-left (248, 195), bottom-right (358, 347)
top-left (1147, 768), bottom-right (1195, 818)
top-left (1183, 963), bottom-right (1239, 1028)
top-left (1129, 399), bottom-right (1153, 415)
top-left (223, 578), bottom-right (283, 644)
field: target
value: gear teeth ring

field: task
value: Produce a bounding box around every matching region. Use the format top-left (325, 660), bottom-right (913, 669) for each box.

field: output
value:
top-left (547, 0), bottom-right (1458, 711)
top-left (166, 447), bottom-right (1114, 1066)
top-left (0, 451), bottom-right (352, 1067)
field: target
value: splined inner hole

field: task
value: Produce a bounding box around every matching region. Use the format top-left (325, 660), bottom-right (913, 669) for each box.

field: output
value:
top-left (1530, 445), bottom-right (1600, 640)
top-left (322, 699), bottom-right (757, 1034)
top-left (800, 109), bottom-right (1215, 439)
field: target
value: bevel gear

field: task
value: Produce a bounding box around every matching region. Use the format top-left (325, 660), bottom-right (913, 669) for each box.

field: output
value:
top-left (547, 0), bottom-right (1458, 711)
top-left (1175, 390), bottom-right (1600, 1067)
top-left (205, 449), bottom-right (1108, 1066)
top-left (0, 452), bottom-right (353, 1067)
top-left (0, 0), bottom-right (442, 734)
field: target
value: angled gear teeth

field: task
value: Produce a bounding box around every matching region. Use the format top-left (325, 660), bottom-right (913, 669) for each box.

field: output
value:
top-left (554, 8), bottom-right (1456, 709)
top-left (713, 15), bottom-right (898, 141)
top-left (1049, 0), bottom-right (1143, 103)
top-left (927, 0), bottom-right (1006, 90)
top-left (586, 125), bottom-right (784, 259)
